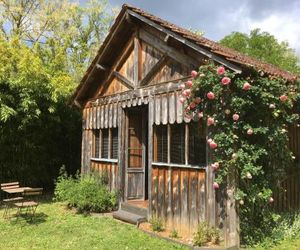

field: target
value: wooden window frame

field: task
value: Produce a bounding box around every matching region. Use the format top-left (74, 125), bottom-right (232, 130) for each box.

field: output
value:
top-left (153, 122), bottom-right (206, 168)
top-left (91, 128), bottom-right (119, 162)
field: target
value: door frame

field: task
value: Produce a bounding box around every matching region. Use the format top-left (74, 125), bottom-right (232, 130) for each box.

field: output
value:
top-left (124, 105), bottom-right (148, 201)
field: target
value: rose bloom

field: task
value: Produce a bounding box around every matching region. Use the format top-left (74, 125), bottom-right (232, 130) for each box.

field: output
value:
top-left (221, 77), bottom-right (231, 85)
top-left (217, 66), bottom-right (225, 75)
top-left (232, 113), bottom-right (239, 121)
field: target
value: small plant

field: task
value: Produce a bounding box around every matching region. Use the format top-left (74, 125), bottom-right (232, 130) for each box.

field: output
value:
top-left (193, 222), bottom-right (221, 246)
top-left (149, 216), bottom-right (164, 232)
top-left (54, 167), bottom-right (118, 213)
top-left (170, 229), bottom-right (179, 238)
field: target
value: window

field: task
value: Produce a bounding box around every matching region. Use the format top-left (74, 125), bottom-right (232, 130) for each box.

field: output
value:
top-left (101, 129), bottom-right (109, 158)
top-left (189, 122), bottom-right (206, 165)
top-left (93, 128), bottom-right (119, 160)
top-left (94, 130), bottom-right (100, 158)
top-left (170, 124), bottom-right (185, 164)
top-left (153, 122), bottom-right (206, 166)
top-left (111, 128), bottom-right (118, 159)
top-left (153, 125), bottom-right (168, 162)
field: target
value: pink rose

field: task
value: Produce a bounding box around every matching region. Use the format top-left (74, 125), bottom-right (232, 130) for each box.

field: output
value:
top-left (243, 82), bottom-right (251, 90)
top-left (280, 95), bottom-right (288, 102)
top-left (211, 162), bottom-right (219, 171)
top-left (217, 66), bottom-right (225, 75)
top-left (209, 141), bottom-right (218, 149)
top-left (186, 80), bottom-right (193, 88)
top-left (232, 113), bottom-right (239, 121)
top-left (191, 70), bottom-right (198, 78)
top-left (194, 97), bottom-right (201, 104)
top-left (247, 128), bottom-right (253, 135)
top-left (207, 138), bottom-right (213, 145)
top-left (178, 83), bottom-right (185, 90)
top-left (207, 92), bottom-right (215, 100)
top-left (198, 112), bottom-right (203, 119)
top-left (179, 97), bottom-right (186, 103)
top-left (207, 117), bottom-right (215, 126)
top-left (221, 77), bottom-right (231, 85)
top-left (182, 89), bottom-right (191, 97)
top-left (213, 182), bottom-right (219, 189)
top-left (190, 102), bottom-right (196, 109)
top-left (269, 197), bottom-right (274, 203)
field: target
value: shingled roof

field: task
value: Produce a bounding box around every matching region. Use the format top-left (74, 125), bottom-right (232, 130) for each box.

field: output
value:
top-left (71, 4), bottom-right (298, 106)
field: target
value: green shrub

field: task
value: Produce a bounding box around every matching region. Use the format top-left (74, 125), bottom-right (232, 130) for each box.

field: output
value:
top-left (170, 229), bottom-right (179, 238)
top-left (193, 222), bottom-right (221, 246)
top-left (54, 167), bottom-right (117, 213)
top-left (252, 212), bottom-right (300, 248)
top-left (149, 216), bottom-right (164, 232)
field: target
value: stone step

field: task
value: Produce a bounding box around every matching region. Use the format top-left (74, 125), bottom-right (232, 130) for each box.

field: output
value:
top-left (113, 209), bottom-right (147, 225)
top-left (121, 202), bottom-right (148, 218)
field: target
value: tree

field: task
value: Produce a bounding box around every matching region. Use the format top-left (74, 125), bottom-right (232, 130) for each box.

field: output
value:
top-left (220, 29), bottom-right (300, 75)
top-left (0, 0), bottom-right (115, 188)
top-left (0, 0), bottom-right (116, 81)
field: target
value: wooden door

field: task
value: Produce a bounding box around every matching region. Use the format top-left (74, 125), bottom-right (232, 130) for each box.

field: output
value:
top-left (126, 107), bottom-right (148, 200)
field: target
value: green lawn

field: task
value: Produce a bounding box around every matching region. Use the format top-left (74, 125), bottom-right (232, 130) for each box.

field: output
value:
top-left (0, 201), bottom-right (187, 250)
top-left (247, 238), bottom-right (300, 250)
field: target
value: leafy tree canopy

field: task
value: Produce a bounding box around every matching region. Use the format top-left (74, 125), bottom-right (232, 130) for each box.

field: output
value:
top-left (0, 0), bottom-right (115, 187)
top-left (220, 29), bottom-right (300, 75)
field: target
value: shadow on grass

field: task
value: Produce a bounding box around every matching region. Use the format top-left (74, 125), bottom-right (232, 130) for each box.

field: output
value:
top-left (9, 212), bottom-right (49, 225)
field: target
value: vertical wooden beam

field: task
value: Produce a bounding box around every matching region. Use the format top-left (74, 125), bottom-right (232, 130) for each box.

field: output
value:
top-left (124, 110), bottom-right (129, 201)
top-left (133, 34), bottom-right (140, 88)
top-left (185, 123), bottom-right (189, 165)
top-left (148, 97), bottom-right (154, 219)
top-left (117, 104), bottom-right (124, 202)
top-left (167, 123), bottom-right (172, 228)
top-left (225, 168), bottom-right (240, 248)
top-left (167, 124), bottom-right (171, 164)
top-left (206, 127), bottom-right (215, 226)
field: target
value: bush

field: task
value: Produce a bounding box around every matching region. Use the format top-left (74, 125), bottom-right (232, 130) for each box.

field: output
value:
top-left (54, 168), bottom-right (117, 213)
top-left (149, 216), bottom-right (164, 232)
top-left (252, 212), bottom-right (300, 248)
top-left (170, 229), bottom-right (179, 238)
top-left (193, 222), bottom-right (221, 246)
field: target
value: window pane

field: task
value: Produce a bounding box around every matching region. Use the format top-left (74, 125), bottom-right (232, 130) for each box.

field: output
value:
top-left (189, 122), bottom-right (206, 165)
top-left (94, 130), bottom-right (100, 158)
top-left (153, 125), bottom-right (168, 162)
top-left (101, 129), bottom-right (109, 158)
top-left (170, 124), bottom-right (185, 164)
top-left (111, 128), bottom-right (118, 159)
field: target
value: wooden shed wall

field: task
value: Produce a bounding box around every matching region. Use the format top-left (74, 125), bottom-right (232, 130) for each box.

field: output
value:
top-left (151, 166), bottom-right (206, 235)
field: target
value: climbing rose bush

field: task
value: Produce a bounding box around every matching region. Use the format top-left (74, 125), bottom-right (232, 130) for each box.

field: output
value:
top-left (180, 62), bottom-right (300, 244)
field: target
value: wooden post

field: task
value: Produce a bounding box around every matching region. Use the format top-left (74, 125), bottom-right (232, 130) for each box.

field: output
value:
top-left (225, 167), bottom-right (240, 248)
top-left (133, 34), bottom-right (140, 88)
top-left (148, 96), bottom-right (154, 219)
top-left (205, 128), bottom-right (216, 226)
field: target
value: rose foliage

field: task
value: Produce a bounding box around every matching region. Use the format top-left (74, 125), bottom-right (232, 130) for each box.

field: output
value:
top-left (181, 63), bottom-right (300, 244)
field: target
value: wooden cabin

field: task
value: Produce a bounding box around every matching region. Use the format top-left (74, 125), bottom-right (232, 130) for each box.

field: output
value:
top-left (71, 4), bottom-right (299, 248)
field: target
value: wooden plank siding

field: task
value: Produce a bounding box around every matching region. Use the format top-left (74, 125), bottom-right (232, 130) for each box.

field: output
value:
top-left (90, 160), bottom-right (118, 191)
top-left (151, 165), bottom-right (206, 235)
top-left (272, 124), bottom-right (300, 212)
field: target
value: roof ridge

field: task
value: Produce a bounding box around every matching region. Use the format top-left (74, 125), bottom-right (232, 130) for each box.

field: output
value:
top-left (123, 4), bottom-right (298, 81)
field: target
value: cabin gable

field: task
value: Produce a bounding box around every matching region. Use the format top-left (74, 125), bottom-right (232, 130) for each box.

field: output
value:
top-left (93, 27), bottom-right (201, 101)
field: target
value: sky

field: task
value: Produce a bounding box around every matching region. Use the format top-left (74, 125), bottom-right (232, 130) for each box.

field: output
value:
top-left (94, 0), bottom-right (300, 55)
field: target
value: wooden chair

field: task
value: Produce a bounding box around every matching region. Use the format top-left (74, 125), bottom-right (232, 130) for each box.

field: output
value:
top-left (1, 182), bottom-right (22, 219)
top-left (14, 188), bottom-right (43, 220)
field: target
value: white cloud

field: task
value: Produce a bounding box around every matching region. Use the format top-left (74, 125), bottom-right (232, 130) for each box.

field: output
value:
top-left (249, 10), bottom-right (300, 55)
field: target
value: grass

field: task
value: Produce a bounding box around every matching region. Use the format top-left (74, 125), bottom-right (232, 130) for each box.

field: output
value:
top-left (247, 238), bottom-right (300, 250)
top-left (0, 200), bottom-right (187, 250)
